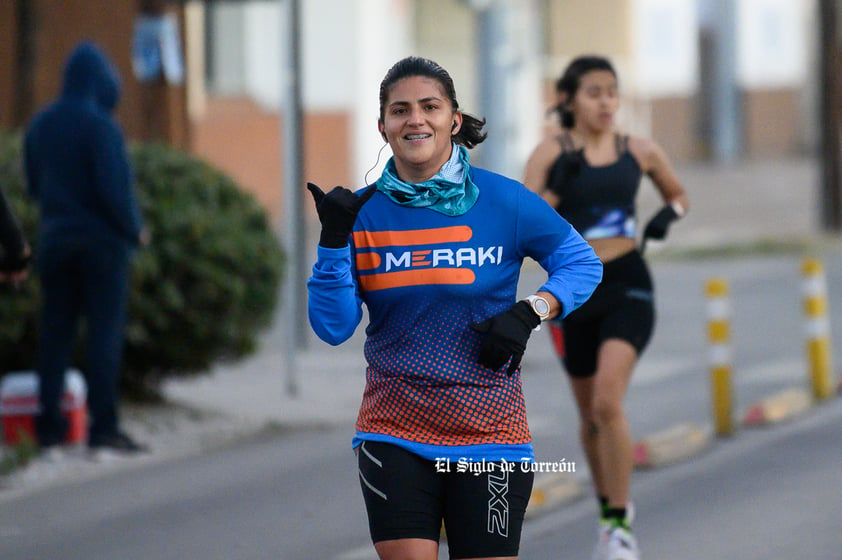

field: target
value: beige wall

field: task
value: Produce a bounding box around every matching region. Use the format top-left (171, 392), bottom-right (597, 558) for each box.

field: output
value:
top-left (650, 96), bottom-right (699, 162)
top-left (413, 0), bottom-right (478, 110)
top-left (649, 88), bottom-right (806, 162)
top-left (741, 88), bottom-right (802, 159)
top-left (546, 0), bottom-right (633, 60)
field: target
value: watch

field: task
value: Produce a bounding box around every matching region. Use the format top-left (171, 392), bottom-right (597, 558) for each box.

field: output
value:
top-left (524, 294), bottom-right (551, 322)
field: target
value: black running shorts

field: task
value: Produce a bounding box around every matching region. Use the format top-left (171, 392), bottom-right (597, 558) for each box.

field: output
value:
top-left (552, 249), bottom-right (655, 377)
top-left (356, 440), bottom-right (534, 558)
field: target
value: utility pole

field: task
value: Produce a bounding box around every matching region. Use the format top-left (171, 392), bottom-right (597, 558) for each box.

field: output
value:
top-left (281, 0), bottom-right (305, 396)
top-left (476, 1), bottom-right (510, 175)
top-left (711, 0), bottom-right (740, 163)
top-left (819, 0), bottom-right (842, 231)
top-left (460, 0), bottom-right (512, 175)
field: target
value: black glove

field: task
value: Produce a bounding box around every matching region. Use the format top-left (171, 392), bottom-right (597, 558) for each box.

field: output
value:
top-left (306, 183), bottom-right (376, 248)
top-left (0, 249), bottom-right (31, 274)
top-left (470, 301), bottom-right (541, 375)
top-left (642, 204), bottom-right (681, 244)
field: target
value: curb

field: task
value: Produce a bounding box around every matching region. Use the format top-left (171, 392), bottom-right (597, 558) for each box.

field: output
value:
top-left (742, 387), bottom-right (812, 427)
top-left (525, 472), bottom-right (584, 519)
top-left (633, 422), bottom-right (713, 469)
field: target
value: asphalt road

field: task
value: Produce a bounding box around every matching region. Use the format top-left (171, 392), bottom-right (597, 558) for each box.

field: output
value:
top-left (2, 248), bottom-right (841, 559)
top-left (520, 396), bottom-right (842, 560)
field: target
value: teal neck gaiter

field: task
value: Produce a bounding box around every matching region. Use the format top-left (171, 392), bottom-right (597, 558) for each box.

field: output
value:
top-left (376, 145), bottom-right (479, 216)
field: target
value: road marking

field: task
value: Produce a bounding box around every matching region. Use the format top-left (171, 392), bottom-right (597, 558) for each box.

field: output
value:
top-left (737, 358), bottom-right (803, 385)
top-left (630, 356), bottom-right (805, 388)
top-left (0, 525), bottom-right (23, 537)
top-left (632, 357), bottom-right (697, 386)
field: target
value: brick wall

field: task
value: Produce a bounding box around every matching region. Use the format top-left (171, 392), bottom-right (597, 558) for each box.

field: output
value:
top-left (190, 96), bottom-right (351, 225)
top-left (0, 0), bottom-right (187, 147)
top-left (0, 2), bottom-right (20, 130)
top-left (650, 96), bottom-right (700, 162)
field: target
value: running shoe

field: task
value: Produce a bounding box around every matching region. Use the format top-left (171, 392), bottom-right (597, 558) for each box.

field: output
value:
top-left (592, 519), bottom-right (612, 560)
top-left (605, 526), bottom-right (640, 560)
top-left (592, 502), bottom-right (635, 560)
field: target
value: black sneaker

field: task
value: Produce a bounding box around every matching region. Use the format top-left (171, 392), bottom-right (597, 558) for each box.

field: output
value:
top-left (88, 431), bottom-right (149, 454)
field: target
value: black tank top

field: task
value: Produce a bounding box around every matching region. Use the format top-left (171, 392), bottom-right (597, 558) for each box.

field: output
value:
top-left (546, 134), bottom-right (642, 240)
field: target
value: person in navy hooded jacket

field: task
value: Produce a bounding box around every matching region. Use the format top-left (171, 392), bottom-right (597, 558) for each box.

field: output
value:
top-left (24, 41), bottom-right (147, 454)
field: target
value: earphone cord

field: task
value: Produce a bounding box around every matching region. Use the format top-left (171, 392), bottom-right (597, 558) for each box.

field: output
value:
top-left (364, 142), bottom-right (389, 186)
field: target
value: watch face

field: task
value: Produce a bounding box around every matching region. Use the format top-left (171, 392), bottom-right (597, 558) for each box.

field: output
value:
top-left (532, 297), bottom-right (550, 316)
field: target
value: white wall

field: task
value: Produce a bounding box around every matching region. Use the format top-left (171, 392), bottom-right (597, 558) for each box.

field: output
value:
top-left (502, 0), bottom-right (546, 177)
top-left (208, 3), bottom-right (246, 96)
top-left (207, 1), bottom-right (282, 110)
top-left (352, 0), bottom-right (414, 186)
top-left (209, 0), bottom-right (359, 111)
top-left (631, 0), bottom-right (699, 97)
top-left (244, 2), bottom-right (283, 110)
top-left (301, 0), bottom-right (357, 111)
top-left (736, 0), bottom-right (812, 89)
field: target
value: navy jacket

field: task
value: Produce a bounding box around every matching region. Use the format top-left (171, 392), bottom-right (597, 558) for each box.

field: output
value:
top-left (24, 41), bottom-right (143, 247)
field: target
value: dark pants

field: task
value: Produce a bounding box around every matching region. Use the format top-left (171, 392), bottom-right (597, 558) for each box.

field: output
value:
top-left (357, 441), bottom-right (534, 558)
top-left (35, 236), bottom-right (132, 446)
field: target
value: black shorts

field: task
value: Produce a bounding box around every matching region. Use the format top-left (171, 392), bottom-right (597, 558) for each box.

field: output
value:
top-left (552, 249), bottom-right (655, 378)
top-left (356, 441), bottom-right (534, 558)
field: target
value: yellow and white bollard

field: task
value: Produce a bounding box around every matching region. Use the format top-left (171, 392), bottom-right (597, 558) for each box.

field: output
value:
top-left (802, 258), bottom-right (834, 401)
top-left (706, 278), bottom-right (734, 436)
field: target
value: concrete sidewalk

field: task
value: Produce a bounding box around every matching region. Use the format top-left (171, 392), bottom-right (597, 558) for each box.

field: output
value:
top-left (638, 156), bottom-right (819, 249)
top-left (163, 330), bottom-right (368, 431)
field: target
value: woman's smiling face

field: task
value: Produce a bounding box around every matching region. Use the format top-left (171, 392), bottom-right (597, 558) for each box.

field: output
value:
top-left (380, 75), bottom-right (461, 183)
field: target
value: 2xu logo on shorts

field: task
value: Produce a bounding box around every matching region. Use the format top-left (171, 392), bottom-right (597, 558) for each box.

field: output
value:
top-left (487, 470), bottom-right (509, 537)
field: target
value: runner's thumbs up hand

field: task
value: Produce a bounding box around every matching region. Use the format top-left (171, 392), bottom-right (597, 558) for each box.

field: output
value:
top-left (306, 183), bottom-right (376, 248)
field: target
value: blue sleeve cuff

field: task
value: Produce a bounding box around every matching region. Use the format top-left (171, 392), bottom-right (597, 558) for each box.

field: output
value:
top-left (307, 244), bottom-right (364, 344)
top-left (538, 228), bottom-right (602, 318)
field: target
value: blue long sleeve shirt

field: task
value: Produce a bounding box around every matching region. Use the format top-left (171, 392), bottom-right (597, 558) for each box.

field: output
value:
top-left (308, 166), bottom-right (602, 461)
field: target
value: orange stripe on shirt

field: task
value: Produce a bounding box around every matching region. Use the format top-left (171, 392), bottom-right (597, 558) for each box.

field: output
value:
top-left (353, 226), bottom-right (473, 249)
top-left (360, 268), bottom-right (476, 291)
top-left (356, 252), bottom-right (382, 271)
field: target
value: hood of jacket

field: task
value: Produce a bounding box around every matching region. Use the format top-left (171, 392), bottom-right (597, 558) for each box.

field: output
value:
top-left (61, 41), bottom-right (121, 112)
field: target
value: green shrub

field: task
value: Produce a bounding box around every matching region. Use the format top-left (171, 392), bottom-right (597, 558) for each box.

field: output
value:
top-left (0, 131), bottom-right (285, 400)
top-left (0, 132), bottom-right (40, 369)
